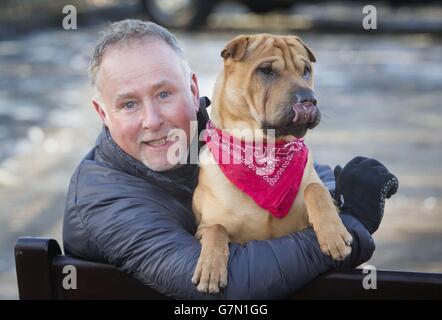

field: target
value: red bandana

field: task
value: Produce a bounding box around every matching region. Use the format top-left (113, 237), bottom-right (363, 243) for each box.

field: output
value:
top-left (204, 121), bottom-right (309, 218)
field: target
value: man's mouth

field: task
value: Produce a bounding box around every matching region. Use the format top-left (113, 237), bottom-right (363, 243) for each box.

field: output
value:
top-left (143, 136), bottom-right (168, 147)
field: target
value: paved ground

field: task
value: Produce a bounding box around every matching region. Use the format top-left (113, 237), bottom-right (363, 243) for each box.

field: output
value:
top-left (0, 6), bottom-right (441, 299)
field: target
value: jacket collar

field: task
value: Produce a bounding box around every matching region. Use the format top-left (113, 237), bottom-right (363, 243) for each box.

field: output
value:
top-left (95, 125), bottom-right (199, 198)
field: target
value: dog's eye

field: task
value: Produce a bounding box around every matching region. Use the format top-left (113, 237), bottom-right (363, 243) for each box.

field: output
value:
top-left (258, 66), bottom-right (274, 76)
top-left (303, 65), bottom-right (311, 80)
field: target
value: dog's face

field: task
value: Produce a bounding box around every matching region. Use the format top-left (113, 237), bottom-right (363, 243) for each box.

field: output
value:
top-left (220, 34), bottom-right (320, 138)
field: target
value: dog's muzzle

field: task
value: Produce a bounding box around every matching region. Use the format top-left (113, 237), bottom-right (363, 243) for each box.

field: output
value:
top-left (292, 88), bottom-right (320, 129)
top-left (292, 102), bottom-right (317, 125)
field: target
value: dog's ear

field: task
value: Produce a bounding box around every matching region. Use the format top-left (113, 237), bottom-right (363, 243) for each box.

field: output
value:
top-left (221, 36), bottom-right (249, 62)
top-left (293, 36), bottom-right (316, 63)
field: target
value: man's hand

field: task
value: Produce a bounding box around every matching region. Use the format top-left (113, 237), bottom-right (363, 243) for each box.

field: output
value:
top-left (334, 156), bottom-right (399, 234)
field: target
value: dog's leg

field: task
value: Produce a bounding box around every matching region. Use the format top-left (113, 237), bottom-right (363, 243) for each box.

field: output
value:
top-left (304, 183), bottom-right (353, 260)
top-left (192, 224), bottom-right (230, 294)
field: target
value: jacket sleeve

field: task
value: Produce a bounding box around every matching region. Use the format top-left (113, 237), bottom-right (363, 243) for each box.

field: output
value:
top-left (72, 173), bottom-right (374, 300)
top-left (314, 161), bottom-right (336, 192)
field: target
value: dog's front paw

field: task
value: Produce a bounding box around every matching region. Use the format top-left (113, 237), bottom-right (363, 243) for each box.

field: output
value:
top-left (192, 245), bottom-right (229, 294)
top-left (315, 219), bottom-right (353, 261)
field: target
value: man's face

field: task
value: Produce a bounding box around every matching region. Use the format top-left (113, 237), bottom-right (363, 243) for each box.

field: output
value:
top-left (93, 39), bottom-right (199, 171)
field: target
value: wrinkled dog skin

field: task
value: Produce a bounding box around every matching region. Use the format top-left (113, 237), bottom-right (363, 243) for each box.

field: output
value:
top-left (192, 34), bottom-right (353, 294)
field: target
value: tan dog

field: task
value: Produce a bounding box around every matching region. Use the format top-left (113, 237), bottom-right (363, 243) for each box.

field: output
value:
top-left (191, 34), bottom-right (353, 294)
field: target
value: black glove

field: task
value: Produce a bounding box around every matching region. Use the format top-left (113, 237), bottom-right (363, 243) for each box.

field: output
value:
top-left (334, 156), bottom-right (399, 234)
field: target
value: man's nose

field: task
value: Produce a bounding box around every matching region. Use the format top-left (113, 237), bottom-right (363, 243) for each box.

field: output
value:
top-left (293, 88), bottom-right (317, 105)
top-left (142, 104), bottom-right (164, 131)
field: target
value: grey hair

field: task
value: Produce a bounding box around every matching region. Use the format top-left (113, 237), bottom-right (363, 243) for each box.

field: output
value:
top-left (89, 19), bottom-right (190, 88)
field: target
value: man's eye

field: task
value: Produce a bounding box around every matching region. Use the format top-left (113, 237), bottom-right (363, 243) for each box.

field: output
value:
top-left (124, 101), bottom-right (136, 109)
top-left (159, 91), bottom-right (171, 99)
top-left (303, 65), bottom-right (311, 80)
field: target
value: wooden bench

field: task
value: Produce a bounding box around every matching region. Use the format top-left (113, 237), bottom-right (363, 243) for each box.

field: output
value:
top-left (15, 237), bottom-right (442, 300)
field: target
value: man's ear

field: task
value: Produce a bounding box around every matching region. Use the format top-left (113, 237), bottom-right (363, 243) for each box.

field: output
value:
top-left (293, 36), bottom-right (316, 63)
top-left (221, 35), bottom-right (249, 62)
top-left (190, 73), bottom-right (200, 113)
top-left (92, 99), bottom-right (109, 127)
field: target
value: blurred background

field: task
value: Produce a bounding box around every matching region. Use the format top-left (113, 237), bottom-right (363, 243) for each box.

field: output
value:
top-left (0, 0), bottom-right (441, 299)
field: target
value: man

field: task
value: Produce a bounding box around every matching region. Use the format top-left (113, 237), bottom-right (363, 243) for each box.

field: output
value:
top-left (63, 19), bottom-right (395, 299)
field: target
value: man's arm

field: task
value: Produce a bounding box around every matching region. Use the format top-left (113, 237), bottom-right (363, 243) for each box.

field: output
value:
top-left (68, 189), bottom-right (374, 300)
top-left (314, 161), bottom-right (336, 192)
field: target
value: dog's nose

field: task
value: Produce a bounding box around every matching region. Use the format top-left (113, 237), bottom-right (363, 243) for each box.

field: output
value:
top-left (293, 88), bottom-right (317, 106)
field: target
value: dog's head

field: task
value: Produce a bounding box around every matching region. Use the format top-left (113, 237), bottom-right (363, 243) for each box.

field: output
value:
top-left (218, 34), bottom-right (320, 138)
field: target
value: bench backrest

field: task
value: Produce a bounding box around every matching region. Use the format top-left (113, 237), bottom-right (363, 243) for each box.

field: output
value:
top-left (15, 237), bottom-right (442, 299)
top-left (15, 237), bottom-right (168, 299)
